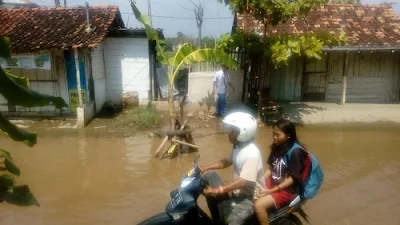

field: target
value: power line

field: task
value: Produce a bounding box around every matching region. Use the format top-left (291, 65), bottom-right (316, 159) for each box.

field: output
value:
top-left (120, 12), bottom-right (233, 20)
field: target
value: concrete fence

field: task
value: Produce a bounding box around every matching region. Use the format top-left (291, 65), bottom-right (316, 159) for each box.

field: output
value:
top-left (187, 69), bottom-right (244, 104)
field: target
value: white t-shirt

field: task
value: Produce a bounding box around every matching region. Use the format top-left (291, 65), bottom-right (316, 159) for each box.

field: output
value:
top-left (213, 69), bottom-right (230, 94)
top-left (227, 143), bottom-right (265, 198)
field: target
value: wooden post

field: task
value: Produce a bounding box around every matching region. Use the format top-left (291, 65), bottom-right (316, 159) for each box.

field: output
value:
top-left (158, 119), bottom-right (189, 159)
top-left (149, 40), bottom-right (156, 101)
top-left (74, 48), bottom-right (83, 107)
top-left (257, 55), bottom-right (266, 119)
top-left (154, 136), bottom-right (168, 157)
top-left (301, 57), bottom-right (307, 100)
top-left (171, 139), bottom-right (199, 149)
top-left (340, 52), bottom-right (349, 105)
top-left (324, 52), bottom-right (330, 101)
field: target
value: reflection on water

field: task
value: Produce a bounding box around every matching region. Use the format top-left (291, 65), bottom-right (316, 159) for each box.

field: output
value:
top-left (0, 124), bottom-right (399, 225)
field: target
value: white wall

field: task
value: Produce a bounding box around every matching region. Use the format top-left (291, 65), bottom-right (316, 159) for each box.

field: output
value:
top-left (77, 101), bottom-right (95, 127)
top-left (188, 70), bottom-right (244, 103)
top-left (0, 50), bottom-right (68, 114)
top-left (103, 37), bottom-right (150, 105)
top-left (91, 42), bottom-right (107, 112)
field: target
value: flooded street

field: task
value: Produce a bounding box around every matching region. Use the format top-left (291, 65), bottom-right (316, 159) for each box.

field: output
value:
top-left (0, 123), bottom-right (400, 225)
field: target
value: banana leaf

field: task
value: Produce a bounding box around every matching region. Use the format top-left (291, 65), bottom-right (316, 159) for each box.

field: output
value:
top-left (180, 49), bottom-right (239, 68)
top-left (169, 43), bottom-right (196, 67)
top-left (0, 174), bottom-right (16, 191)
top-left (155, 41), bottom-right (168, 65)
top-left (3, 185), bottom-right (40, 207)
top-left (0, 112), bottom-right (36, 147)
top-left (170, 48), bottom-right (239, 82)
top-left (129, 0), bottom-right (158, 40)
top-left (0, 66), bottom-right (68, 109)
top-left (130, 0), bottom-right (239, 86)
top-left (5, 70), bottom-right (29, 88)
top-left (0, 149), bottom-right (21, 176)
top-left (129, 0), bottom-right (168, 65)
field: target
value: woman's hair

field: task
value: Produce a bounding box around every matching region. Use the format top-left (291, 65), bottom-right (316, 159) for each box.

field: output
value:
top-left (267, 118), bottom-right (299, 165)
top-left (274, 118), bottom-right (298, 145)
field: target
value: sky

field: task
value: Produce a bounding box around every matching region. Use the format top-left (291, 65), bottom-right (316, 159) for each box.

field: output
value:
top-left (35, 0), bottom-right (400, 38)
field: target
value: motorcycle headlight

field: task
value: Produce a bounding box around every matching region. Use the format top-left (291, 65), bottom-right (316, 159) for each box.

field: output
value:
top-left (169, 211), bottom-right (186, 221)
top-left (180, 177), bottom-right (195, 188)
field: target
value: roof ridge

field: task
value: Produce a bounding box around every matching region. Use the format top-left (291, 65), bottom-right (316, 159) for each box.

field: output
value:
top-left (325, 3), bottom-right (393, 8)
top-left (0, 5), bottom-right (118, 11)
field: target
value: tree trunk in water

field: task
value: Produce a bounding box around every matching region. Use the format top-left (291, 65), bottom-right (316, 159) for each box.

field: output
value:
top-left (64, 0), bottom-right (67, 7)
top-left (179, 93), bottom-right (187, 125)
top-left (168, 85), bottom-right (176, 130)
top-left (54, 0), bottom-right (61, 7)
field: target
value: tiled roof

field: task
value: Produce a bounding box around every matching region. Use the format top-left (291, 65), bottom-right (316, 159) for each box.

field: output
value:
top-left (107, 28), bottom-right (165, 39)
top-left (0, 6), bottom-right (124, 53)
top-left (236, 4), bottom-right (400, 47)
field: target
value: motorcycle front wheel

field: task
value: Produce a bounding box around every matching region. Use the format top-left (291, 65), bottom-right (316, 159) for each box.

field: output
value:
top-left (137, 213), bottom-right (173, 225)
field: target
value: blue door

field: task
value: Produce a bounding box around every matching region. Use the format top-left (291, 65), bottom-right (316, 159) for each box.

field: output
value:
top-left (64, 50), bottom-right (87, 112)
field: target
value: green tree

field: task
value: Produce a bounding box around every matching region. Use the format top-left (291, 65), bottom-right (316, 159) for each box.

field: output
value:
top-left (0, 36), bottom-right (68, 206)
top-left (176, 32), bottom-right (186, 40)
top-left (217, 0), bottom-right (347, 68)
top-left (202, 36), bottom-right (217, 48)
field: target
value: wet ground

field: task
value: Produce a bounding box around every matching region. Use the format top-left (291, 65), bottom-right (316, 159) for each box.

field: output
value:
top-left (0, 121), bottom-right (400, 225)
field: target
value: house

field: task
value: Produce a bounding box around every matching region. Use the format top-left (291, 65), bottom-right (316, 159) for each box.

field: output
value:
top-left (0, 6), bottom-right (163, 126)
top-left (234, 4), bottom-right (400, 105)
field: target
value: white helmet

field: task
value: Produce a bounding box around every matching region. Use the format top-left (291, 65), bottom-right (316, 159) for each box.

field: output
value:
top-left (222, 112), bottom-right (257, 142)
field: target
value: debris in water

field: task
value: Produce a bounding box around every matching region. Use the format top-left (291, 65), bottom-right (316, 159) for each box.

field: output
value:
top-left (16, 124), bottom-right (30, 128)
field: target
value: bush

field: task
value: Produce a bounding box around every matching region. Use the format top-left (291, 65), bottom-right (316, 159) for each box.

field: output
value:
top-left (122, 105), bottom-right (160, 129)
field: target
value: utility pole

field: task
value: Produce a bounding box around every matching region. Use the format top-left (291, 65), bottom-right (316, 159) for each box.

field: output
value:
top-left (147, 0), bottom-right (155, 100)
top-left (64, 0), bottom-right (67, 7)
top-left (54, 0), bottom-right (61, 7)
top-left (147, 0), bottom-right (153, 27)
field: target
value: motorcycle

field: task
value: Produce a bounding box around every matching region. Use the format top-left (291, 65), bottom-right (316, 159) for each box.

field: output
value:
top-left (137, 155), bottom-right (309, 225)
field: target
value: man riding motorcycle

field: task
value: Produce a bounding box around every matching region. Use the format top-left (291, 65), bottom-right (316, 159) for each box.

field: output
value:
top-left (198, 112), bottom-right (265, 225)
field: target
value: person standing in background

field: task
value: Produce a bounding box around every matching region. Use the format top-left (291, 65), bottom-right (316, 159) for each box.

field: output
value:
top-left (213, 65), bottom-right (235, 118)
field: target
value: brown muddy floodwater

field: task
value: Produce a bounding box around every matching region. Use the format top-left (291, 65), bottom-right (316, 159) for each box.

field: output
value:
top-left (0, 123), bottom-right (400, 225)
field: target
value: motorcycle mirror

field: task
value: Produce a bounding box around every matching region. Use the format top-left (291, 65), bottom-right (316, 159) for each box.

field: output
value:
top-left (193, 154), bottom-right (200, 167)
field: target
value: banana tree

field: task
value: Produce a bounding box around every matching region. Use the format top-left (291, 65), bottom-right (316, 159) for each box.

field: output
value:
top-left (130, 0), bottom-right (239, 128)
top-left (0, 36), bottom-right (68, 206)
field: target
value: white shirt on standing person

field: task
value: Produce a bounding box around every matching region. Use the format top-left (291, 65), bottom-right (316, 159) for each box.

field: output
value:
top-left (213, 66), bottom-right (235, 95)
top-left (214, 69), bottom-right (229, 95)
